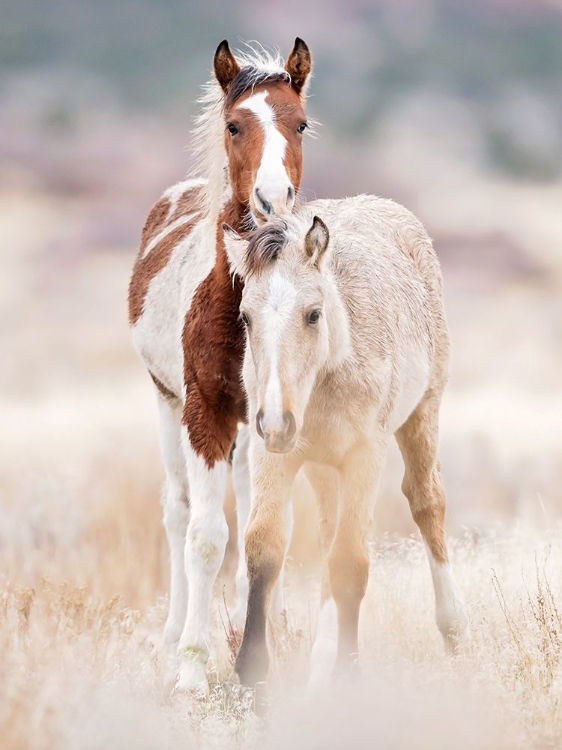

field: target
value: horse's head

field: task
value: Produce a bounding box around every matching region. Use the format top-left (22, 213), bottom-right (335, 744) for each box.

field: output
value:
top-left (214, 39), bottom-right (312, 224)
top-left (225, 215), bottom-right (349, 453)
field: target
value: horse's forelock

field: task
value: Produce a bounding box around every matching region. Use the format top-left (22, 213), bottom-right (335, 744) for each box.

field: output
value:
top-left (225, 68), bottom-right (291, 108)
top-left (245, 222), bottom-right (289, 276)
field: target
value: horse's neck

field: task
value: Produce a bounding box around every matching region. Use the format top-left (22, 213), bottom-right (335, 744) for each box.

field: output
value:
top-left (218, 198), bottom-right (248, 234)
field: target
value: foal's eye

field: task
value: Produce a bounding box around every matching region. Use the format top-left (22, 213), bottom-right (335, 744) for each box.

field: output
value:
top-left (240, 312), bottom-right (250, 327)
top-left (227, 122), bottom-right (239, 136)
top-left (307, 309), bottom-right (321, 325)
top-left (297, 122), bottom-right (308, 134)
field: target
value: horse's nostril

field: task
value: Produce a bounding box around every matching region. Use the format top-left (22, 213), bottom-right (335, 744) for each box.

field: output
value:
top-left (283, 411), bottom-right (296, 442)
top-left (254, 188), bottom-right (272, 215)
top-left (256, 409), bottom-right (265, 439)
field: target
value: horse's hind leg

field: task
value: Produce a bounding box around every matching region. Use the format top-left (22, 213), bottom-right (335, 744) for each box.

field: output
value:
top-left (395, 392), bottom-right (468, 651)
top-left (157, 396), bottom-right (190, 671)
top-left (305, 462), bottom-right (339, 685)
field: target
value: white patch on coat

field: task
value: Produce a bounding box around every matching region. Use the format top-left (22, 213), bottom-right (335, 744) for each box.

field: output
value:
top-left (425, 545), bottom-right (468, 642)
top-left (132, 218), bottom-right (217, 398)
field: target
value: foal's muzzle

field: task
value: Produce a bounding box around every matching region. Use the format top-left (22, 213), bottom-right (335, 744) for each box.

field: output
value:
top-left (256, 409), bottom-right (297, 453)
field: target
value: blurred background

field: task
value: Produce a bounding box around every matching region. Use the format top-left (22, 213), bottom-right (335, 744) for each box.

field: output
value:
top-left (2, 0), bottom-right (562, 599)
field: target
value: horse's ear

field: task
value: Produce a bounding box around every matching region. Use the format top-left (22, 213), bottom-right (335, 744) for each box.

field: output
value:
top-left (285, 38), bottom-right (312, 97)
top-left (305, 216), bottom-right (329, 268)
top-left (214, 40), bottom-right (241, 94)
top-left (222, 223), bottom-right (248, 277)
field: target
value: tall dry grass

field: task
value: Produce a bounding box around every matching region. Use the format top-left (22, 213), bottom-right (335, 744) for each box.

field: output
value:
top-left (2, 172), bottom-right (562, 748)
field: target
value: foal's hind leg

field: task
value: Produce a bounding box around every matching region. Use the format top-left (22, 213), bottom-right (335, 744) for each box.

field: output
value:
top-left (157, 396), bottom-right (190, 672)
top-left (305, 463), bottom-right (339, 685)
top-left (395, 393), bottom-right (468, 651)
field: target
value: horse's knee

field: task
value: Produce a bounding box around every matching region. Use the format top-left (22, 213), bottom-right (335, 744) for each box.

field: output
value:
top-left (328, 543), bottom-right (369, 605)
top-left (245, 517), bottom-right (285, 586)
top-left (187, 510), bottom-right (228, 570)
top-left (163, 482), bottom-right (189, 535)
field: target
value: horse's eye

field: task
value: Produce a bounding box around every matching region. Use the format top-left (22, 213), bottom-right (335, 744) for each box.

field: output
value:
top-left (227, 122), bottom-right (239, 136)
top-left (297, 122), bottom-right (308, 134)
top-left (240, 312), bottom-right (250, 327)
top-left (307, 309), bottom-right (321, 325)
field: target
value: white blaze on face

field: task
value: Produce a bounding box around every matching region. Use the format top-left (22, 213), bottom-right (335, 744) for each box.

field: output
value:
top-left (261, 272), bottom-right (298, 432)
top-left (238, 91), bottom-right (293, 217)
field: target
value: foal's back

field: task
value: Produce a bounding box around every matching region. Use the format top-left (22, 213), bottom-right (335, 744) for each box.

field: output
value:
top-left (304, 194), bottom-right (449, 434)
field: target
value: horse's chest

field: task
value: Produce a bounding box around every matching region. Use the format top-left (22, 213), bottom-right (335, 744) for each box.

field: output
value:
top-left (182, 261), bottom-right (247, 418)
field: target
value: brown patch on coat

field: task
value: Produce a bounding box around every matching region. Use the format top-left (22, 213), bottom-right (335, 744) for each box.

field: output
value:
top-left (168, 184), bottom-right (204, 223)
top-left (181, 202), bottom-right (248, 468)
top-left (128, 189), bottom-right (202, 326)
top-left (139, 196), bottom-right (170, 255)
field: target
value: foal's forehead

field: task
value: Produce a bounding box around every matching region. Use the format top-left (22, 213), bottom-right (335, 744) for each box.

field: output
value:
top-left (230, 81), bottom-right (304, 119)
top-left (245, 256), bottom-right (322, 306)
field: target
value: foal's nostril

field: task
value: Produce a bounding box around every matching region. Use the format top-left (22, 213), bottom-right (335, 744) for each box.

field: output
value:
top-left (254, 188), bottom-right (272, 216)
top-left (283, 411), bottom-right (296, 443)
top-left (256, 409), bottom-right (265, 439)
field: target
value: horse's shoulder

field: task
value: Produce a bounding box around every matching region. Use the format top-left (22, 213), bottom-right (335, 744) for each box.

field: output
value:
top-left (128, 178), bottom-right (206, 326)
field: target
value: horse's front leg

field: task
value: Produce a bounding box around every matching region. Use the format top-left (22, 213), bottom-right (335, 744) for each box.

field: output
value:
top-left (176, 436), bottom-right (230, 695)
top-left (235, 443), bottom-right (300, 687)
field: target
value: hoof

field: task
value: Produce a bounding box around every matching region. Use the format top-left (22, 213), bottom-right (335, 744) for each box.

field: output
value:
top-left (235, 641), bottom-right (269, 688)
top-left (175, 647), bottom-right (209, 697)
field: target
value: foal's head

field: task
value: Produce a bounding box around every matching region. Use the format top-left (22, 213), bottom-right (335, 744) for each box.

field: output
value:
top-left (225, 216), bottom-right (341, 453)
top-left (214, 39), bottom-right (312, 224)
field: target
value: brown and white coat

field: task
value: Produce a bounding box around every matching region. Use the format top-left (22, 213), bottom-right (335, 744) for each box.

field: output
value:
top-left (128, 40), bottom-right (312, 693)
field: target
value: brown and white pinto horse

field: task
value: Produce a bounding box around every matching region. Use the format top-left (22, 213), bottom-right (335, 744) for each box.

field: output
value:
top-left (128, 40), bottom-right (312, 693)
top-left (223, 197), bottom-right (469, 687)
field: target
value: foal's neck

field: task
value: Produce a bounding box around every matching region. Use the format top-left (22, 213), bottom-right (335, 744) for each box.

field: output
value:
top-left (323, 268), bottom-right (352, 371)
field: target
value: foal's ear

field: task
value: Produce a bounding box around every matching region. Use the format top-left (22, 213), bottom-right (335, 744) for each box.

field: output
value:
top-left (222, 223), bottom-right (248, 277)
top-left (305, 216), bottom-right (329, 268)
top-left (285, 38), bottom-right (312, 97)
top-left (214, 40), bottom-right (241, 93)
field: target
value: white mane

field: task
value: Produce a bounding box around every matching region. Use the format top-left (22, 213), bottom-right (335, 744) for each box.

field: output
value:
top-left (188, 44), bottom-right (294, 220)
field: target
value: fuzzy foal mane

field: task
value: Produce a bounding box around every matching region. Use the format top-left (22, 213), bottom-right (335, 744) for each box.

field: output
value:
top-left (189, 44), bottom-right (292, 220)
top-left (244, 221), bottom-right (289, 276)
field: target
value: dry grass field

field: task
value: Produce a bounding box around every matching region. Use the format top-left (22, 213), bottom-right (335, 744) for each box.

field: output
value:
top-left (2, 166), bottom-right (562, 749)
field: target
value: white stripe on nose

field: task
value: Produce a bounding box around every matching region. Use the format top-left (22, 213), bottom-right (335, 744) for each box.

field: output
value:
top-left (238, 91), bottom-right (293, 217)
top-left (261, 272), bottom-right (297, 432)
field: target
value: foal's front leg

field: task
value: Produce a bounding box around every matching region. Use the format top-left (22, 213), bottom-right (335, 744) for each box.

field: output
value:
top-left (176, 436), bottom-right (229, 694)
top-left (235, 444), bottom-right (300, 687)
top-left (329, 440), bottom-right (385, 674)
